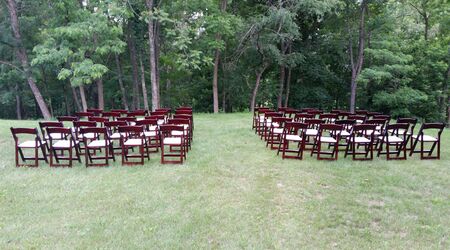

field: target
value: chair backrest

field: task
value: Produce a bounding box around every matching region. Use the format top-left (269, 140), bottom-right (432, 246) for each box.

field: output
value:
top-left (283, 122), bottom-right (308, 135)
top-left (150, 111), bottom-right (167, 116)
top-left (331, 109), bottom-right (344, 114)
top-left (397, 118), bottom-right (417, 134)
top-left (159, 124), bottom-right (184, 139)
top-left (73, 121), bottom-right (96, 139)
top-left (319, 113), bottom-right (338, 124)
top-left (127, 110), bottom-right (147, 117)
top-left (135, 119), bottom-right (159, 131)
top-left (348, 114), bottom-right (366, 123)
top-left (385, 123), bottom-right (409, 137)
top-left (118, 125), bottom-right (145, 139)
top-left (175, 109), bottom-right (193, 115)
top-left (352, 124), bottom-right (377, 138)
top-left (306, 118), bottom-right (324, 129)
top-left (264, 112), bottom-right (283, 120)
top-left (10, 127), bottom-right (40, 144)
top-left (39, 121), bottom-right (64, 140)
top-left (117, 117), bottom-right (137, 125)
top-left (75, 112), bottom-right (95, 119)
top-left (365, 118), bottom-right (388, 130)
top-left (335, 119), bottom-right (356, 131)
top-left (79, 127), bottom-right (108, 140)
top-left (105, 121), bottom-right (128, 134)
top-left (306, 109), bottom-right (323, 117)
top-left (318, 124), bottom-right (344, 137)
top-left (338, 111), bottom-right (352, 120)
top-left (46, 127), bottom-right (73, 143)
top-left (110, 109), bottom-right (128, 115)
top-left (294, 113), bottom-right (314, 122)
top-left (57, 116), bottom-right (79, 122)
top-left (417, 123), bottom-right (445, 139)
top-left (177, 106), bottom-right (192, 110)
top-left (86, 108), bottom-right (103, 116)
top-left (270, 117), bottom-right (292, 128)
top-left (373, 114), bottom-right (391, 121)
top-left (156, 108), bottom-right (171, 112)
top-left (88, 116), bottom-right (109, 125)
top-left (102, 111), bottom-right (120, 119)
top-left (146, 115), bottom-right (165, 124)
top-left (355, 110), bottom-right (369, 115)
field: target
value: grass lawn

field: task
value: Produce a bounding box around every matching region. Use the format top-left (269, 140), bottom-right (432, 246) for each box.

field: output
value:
top-left (0, 112), bottom-right (449, 249)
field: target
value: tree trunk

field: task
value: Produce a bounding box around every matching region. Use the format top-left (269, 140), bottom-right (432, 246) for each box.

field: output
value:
top-left (284, 67), bottom-right (292, 107)
top-left (139, 55), bottom-right (150, 110)
top-left (114, 53), bottom-right (129, 110)
top-left (277, 64), bottom-right (285, 109)
top-left (349, 0), bottom-right (367, 113)
top-left (15, 82), bottom-right (22, 119)
top-left (6, 0), bottom-right (51, 119)
top-left (146, 0), bottom-right (160, 111)
top-left (79, 85), bottom-right (88, 111)
top-left (71, 86), bottom-right (82, 112)
top-left (212, 0), bottom-right (228, 113)
top-left (250, 64), bottom-right (269, 112)
top-left (444, 65), bottom-right (450, 127)
top-left (127, 24), bottom-right (141, 110)
top-left (97, 79), bottom-right (104, 109)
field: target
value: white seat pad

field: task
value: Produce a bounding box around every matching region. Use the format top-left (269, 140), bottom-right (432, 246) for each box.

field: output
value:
top-left (347, 137), bottom-right (371, 143)
top-left (53, 140), bottom-right (78, 148)
top-left (412, 134), bottom-right (438, 142)
top-left (319, 136), bottom-right (337, 143)
top-left (171, 131), bottom-right (184, 136)
top-left (45, 133), bottom-right (65, 140)
top-left (273, 128), bottom-right (283, 134)
top-left (163, 137), bottom-right (182, 145)
top-left (124, 138), bottom-right (145, 146)
top-left (142, 131), bottom-right (157, 137)
top-left (157, 120), bottom-right (165, 125)
top-left (88, 140), bottom-right (109, 148)
top-left (110, 132), bottom-right (127, 139)
top-left (366, 130), bottom-right (381, 136)
top-left (340, 130), bottom-right (351, 136)
top-left (285, 134), bottom-right (302, 141)
top-left (18, 140), bottom-right (46, 148)
top-left (79, 133), bottom-right (96, 139)
top-left (378, 136), bottom-right (403, 143)
top-left (305, 129), bottom-right (318, 136)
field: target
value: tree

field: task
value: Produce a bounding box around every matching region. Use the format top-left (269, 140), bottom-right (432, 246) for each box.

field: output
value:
top-left (145, 0), bottom-right (160, 111)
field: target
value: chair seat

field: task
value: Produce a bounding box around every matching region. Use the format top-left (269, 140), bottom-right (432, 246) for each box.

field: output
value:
top-left (110, 132), bottom-right (127, 139)
top-left (53, 140), bottom-right (79, 148)
top-left (18, 140), bottom-right (46, 148)
top-left (265, 122), bottom-right (279, 128)
top-left (319, 136), bottom-right (337, 143)
top-left (171, 131), bottom-right (185, 136)
top-left (412, 134), bottom-right (438, 142)
top-left (124, 138), bottom-right (145, 146)
top-left (305, 129), bottom-right (318, 136)
top-left (388, 128), bottom-right (411, 135)
top-left (378, 135), bottom-right (403, 143)
top-left (366, 130), bottom-right (381, 136)
top-left (79, 133), bottom-right (96, 139)
top-left (142, 131), bottom-right (157, 137)
top-left (273, 128), bottom-right (283, 134)
top-left (340, 130), bottom-right (351, 136)
top-left (347, 136), bottom-right (371, 143)
top-left (45, 133), bottom-right (65, 140)
top-left (356, 119), bottom-right (364, 124)
top-left (163, 137), bottom-right (182, 145)
top-left (285, 134), bottom-right (302, 141)
top-left (87, 140), bottom-right (110, 148)
top-left (157, 120), bottom-right (165, 125)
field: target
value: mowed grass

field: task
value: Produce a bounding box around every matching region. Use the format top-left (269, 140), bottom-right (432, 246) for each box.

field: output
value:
top-left (0, 112), bottom-right (449, 249)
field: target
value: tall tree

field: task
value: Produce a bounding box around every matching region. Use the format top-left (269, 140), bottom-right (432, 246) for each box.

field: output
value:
top-left (5, 0), bottom-right (51, 119)
top-left (145, 0), bottom-right (160, 111)
top-left (212, 0), bottom-right (228, 113)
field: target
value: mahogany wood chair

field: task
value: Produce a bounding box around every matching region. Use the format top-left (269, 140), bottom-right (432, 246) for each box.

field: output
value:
top-left (168, 118), bottom-right (191, 152)
top-left (10, 127), bottom-right (48, 167)
top-left (119, 126), bottom-right (149, 165)
top-left (75, 111), bottom-right (95, 120)
top-left (88, 116), bottom-right (109, 127)
top-left (311, 124), bottom-right (343, 160)
top-left (304, 118), bottom-right (324, 150)
top-left (159, 125), bottom-right (186, 164)
top-left (105, 121), bottom-right (128, 155)
top-left (46, 127), bottom-right (81, 167)
top-left (135, 119), bottom-right (160, 153)
top-left (266, 117), bottom-right (292, 150)
top-left (278, 122), bottom-right (308, 159)
top-left (101, 111), bottom-right (120, 121)
top-left (80, 127), bottom-right (115, 167)
top-left (293, 113), bottom-right (314, 123)
top-left (110, 109), bottom-right (128, 116)
top-left (348, 114), bottom-right (366, 124)
top-left (410, 123), bottom-right (445, 160)
top-left (319, 113), bottom-right (338, 124)
top-left (377, 123), bottom-right (409, 160)
top-left (73, 121), bottom-right (97, 154)
top-left (344, 124), bottom-right (376, 160)
top-left (117, 117), bottom-right (137, 125)
top-left (173, 114), bottom-right (194, 142)
top-left (394, 118), bottom-right (417, 150)
top-left (262, 112), bottom-right (283, 140)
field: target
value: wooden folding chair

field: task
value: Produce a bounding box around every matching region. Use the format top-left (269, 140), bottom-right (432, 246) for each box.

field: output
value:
top-left (175, 109), bottom-right (194, 130)
top-left (119, 126), bottom-right (149, 165)
top-left (159, 125), bottom-right (186, 164)
top-left (266, 117), bottom-right (291, 150)
top-left (172, 114), bottom-right (194, 142)
top-left (88, 116), bottom-right (109, 127)
top-left (319, 113), bottom-right (338, 124)
top-left (57, 116), bottom-right (79, 123)
top-left (304, 118), bottom-right (324, 150)
top-left (262, 112), bottom-right (283, 140)
top-left (101, 111), bottom-right (120, 121)
top-left (335, 119), bottom-right (356, 149)
top-left (73, 121), bottom-right (97, 155)
top-left (46, 127), bottom-right (81, 167)
top-left (355, 110), bottom-right (369, 116)
top-left (254, 108), bottom-right (272, 134)
top-left (127, 110), bottom-right (147, 120)
top-left (168, 118), bottom-right (192, 152)
top-left (278, 122), bottom-right (307, 159)
top-left (345, 124), bottom-right (376, 160)
top-left (39, 121), bottom-right (64, 152)
top-left (377, 123), bottom-right (409, 160)
top-left (348, 114), bottom-right (366, 124)
top-left (80, 127), bottom-right (115, 167)
top-left (410, 123), bottom-right (445, 160)
top-left (294, 113), bottom-right (314, 123)
top-left (394, 118), bottom-right (417, 150)
top-left (10, 128), bottom-right (48, 167)
top-left (135, 119), bottom-right (160, 153)
top-left (306, 109), bottom-right (323, 118)
top-left (105, 121), bottom-right (128, 155)
top-left (311, 124), bottom-right (343, 160)
top-left (117, 117), bottom-right (137, 125)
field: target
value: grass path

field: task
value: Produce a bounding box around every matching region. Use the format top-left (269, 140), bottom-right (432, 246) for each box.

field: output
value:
top-left (0, 113), bottom-right (449, 249)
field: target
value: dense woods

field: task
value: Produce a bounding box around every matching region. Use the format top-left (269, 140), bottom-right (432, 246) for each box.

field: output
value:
top-left (0, 0), bottom-right (448, 123)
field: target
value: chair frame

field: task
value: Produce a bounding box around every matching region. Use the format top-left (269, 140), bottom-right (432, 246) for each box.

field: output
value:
top-left (344, 124), bottom-right (376, 161)
top-left (46, 127), bottom-right (81, 167)
top-left (311, 124), bottom-right (343, 160)
top-left (377, 123), bottom-right (409, 160)
top-left (410, 123), bottom-right (445, 160)
top-left (80, 127), bottom-right (115, 167)
top-left (278, 122), bottom-right (307, 159)
top-left (10, 128), bottom-right (48, 167)
top-left (159, 125), bottom-right (186, 164)
top-left (119, 126), bottom-right (149, 166)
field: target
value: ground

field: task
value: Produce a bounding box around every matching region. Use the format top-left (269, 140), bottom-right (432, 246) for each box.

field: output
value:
top-left (0, 113), bottom-right (449, 249)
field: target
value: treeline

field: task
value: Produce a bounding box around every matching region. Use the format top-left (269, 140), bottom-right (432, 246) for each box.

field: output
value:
top-left (0, 0), bottom-right (448, 123)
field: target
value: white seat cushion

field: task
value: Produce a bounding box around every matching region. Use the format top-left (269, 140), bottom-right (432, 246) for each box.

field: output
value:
top-left (347, 137), bottom-right (371, 143)
top-left (388, 128), bottom-right (411, 135)
top-left (340, 130), bottom-right (351, 136)
top-left (319, 136), bottom-right (337, 143)
top-left (79, 133), bottom-right (96, 139)
top-left (412, 134), bottom-right (438, 142)
top-left (18, 140), bottom-right (46, 148)
top-left (142, 131), bottom-right (157, 137)
top-left (53, 140), bottom-right (79, 148)
top-left (305, 129), bottom-right (318, 136)
top-left (149, 125), bottom-right (158, 131)
top-left (171, 131), bottom-right (184, 136)
top-left (378, 136), bottom-right (403, 143)
top-left (163, 137), bottom-right (182, 145)
top-left (157, 120), bottom-right (165, 125)
top-left (45, 133), bottom-right (65, 140)
top-left (87, 140), bottom-right (109, 148)
top-left (366, 130), bottom-right (381, 136)
top-left (285, 134), bottom-right (302, 141)
top-left (273, 128), bottom-right (283, 134)
top-left (356, 119), bottom-right (364, 124)
top-left (110, 132), bottom-right (127, 139)
top-left (124, 138), bottom-right (144, 146)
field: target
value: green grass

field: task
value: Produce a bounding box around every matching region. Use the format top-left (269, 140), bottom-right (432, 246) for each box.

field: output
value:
top-left (0, 113), bottom-right (449, 249)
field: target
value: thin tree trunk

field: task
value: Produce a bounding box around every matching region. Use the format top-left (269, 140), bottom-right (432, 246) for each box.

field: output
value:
top-left (212, 0), bottom-right (228, 113)
top-left (284, 67), bottom-right (292, 107)
top-left (250, 63), bottom-right (269, 112)
top-left (79, 85), bottom-right (88, 111)
top-left (71, 86), bottom-right (82, 112)
top-left (97, 79), bottom-right (104, 109)
top-left (444, 65), bottom-right (450, 127)
top-left (277, 64), bottom-right (285, 109)
top-left (139, 55), bottom-right (149, 110)
top-left (349, 0), bottom-right (367, 113)
top-left (146, 0), bottom-right (160, 111)
top-left (15, 82), bottom-right (22, 119)
top-left (127, 24), bottom-right (140, 110)
top-left (114, 53), bottom-right (129, 110)
top-left (6, 0), bottom-right (51, 119)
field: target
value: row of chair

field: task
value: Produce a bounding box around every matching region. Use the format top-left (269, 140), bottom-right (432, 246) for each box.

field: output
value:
top-left (253, 107), bottom-right (445, 161)
top-left (10, 107), bottom-right (194, 167)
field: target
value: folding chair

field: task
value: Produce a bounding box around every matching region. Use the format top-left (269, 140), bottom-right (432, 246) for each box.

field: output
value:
top-left (337, 111), bottom-right (352, 120)
top-left (102, 111), bottom-right (120, 121)
top-left (306, 109), bottom-right (323, 118)
top-left (311, 124), bottom-right (343, 160)
top-left (319, 113), bottom-right (338, 124)
top-left (135, 119), bottom-right (160, 153)
top-left (80, 127), bottom-right (115, 167)
top-left (345, 124), bottom-right (376, 160)
top-left (355, 110), bottom-right (369, 116)
top-left (278, 122), bottom-right (307, 159)
top-left (127, 110), bottom-right (147, 120)
top-left (86, 108), bottom-right (103, 116)
top-left (88, 116), bottom-right (109, 127)
top-left (266, 117), bottom-right (291, 150)
top-left (335, 119), bottom-right (356, 149)
top-left (377, 123), bottom-right (409, 160)
top-left (46, 127), bottom-right (81, 167)
top-left (304, 118), bottom-right (324, 150)
top-left (294, 113), bottom-right (314, 123)
top-left (367, 111), bottom-right (382, 119)
top-left (39, 121), bottom-right (64, 152)
top-left (254, 108), bottom-right (272, 134)
top-left (410, 123), bottom-right (445, 160)
top-left (348, 114), bottom-right (366, 124)
top-left (395, 118), bottom-right (417, 150)
top-left (262, 112), bottom-right (283, 140)
top-left (159, 125), bottom-right (186, 164)
top-left (117, 117), bottom-right (137, 125)
top-left (373, 114), bottom-right (391, 121)
top-left (10, 128), bottom-right (48, 167)
top-left (168, 118), bottom-right (191, 152)
top-left (284, 108), bottom-right (298, 119)
top-left (73, 121), bottom-right (97, 154)
top-left (175, 109), bottom-right (194, 130)
top-left (119, 126), bottom-right (149, 165)
top-left (105, 121), bottom-right (128, 155)
top-left (57, 116), bottom-right (79, 123)
top-left (172, 114), bottom-right (194, 142)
